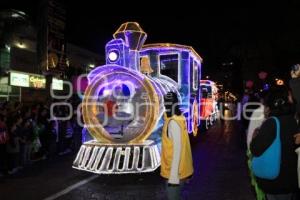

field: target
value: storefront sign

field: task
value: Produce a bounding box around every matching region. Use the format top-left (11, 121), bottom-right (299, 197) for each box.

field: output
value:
top-left (10, 72), bottom-right (29, 87)
top-left (10, 71), bottom-right (46, 89)
top-left (29, 75), bottom-right (46, 89)
top-left (52, 78), bottom-right (63, 90)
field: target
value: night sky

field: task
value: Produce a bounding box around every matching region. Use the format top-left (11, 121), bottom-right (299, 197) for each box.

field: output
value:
top-left (2, 1), bottom-right (300, 82)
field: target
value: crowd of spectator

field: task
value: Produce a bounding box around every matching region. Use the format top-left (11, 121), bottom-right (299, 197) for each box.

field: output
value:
top-left (0, 100), bottom-right (82, 176)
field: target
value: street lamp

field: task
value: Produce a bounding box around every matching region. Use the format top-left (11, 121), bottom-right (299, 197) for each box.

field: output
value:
top-left (15, 41), bottom-right (26, 49)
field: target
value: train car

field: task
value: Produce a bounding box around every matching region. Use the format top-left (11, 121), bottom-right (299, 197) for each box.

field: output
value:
top-left (199, 80), bottom-right (219, 130)
top-left (73, 22), bottom-right (202, 174)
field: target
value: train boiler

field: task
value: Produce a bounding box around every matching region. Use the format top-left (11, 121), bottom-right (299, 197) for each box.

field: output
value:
top-left (73, 22), bottom-right (203, 174)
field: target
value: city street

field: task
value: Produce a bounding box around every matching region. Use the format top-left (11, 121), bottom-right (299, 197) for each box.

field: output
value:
top-left (0, 118), bottom-right (255, 200)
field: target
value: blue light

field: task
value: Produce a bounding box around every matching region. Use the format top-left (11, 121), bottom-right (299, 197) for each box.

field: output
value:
top-left (263, 83), bottom-right (270, 91)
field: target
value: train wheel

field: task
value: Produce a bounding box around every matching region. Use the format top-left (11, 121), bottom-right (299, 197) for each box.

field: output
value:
top-left (205, 117), bottom-right (209, 130)
top-left (210, 115), bottom-right (214, 125)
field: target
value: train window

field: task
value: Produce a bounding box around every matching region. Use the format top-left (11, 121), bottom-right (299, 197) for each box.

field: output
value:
top-left (159, 54), bottom-right (179, 82)
top-left (193, 61), bottom-right (198, 90)
top-left (201, 85), bottom-right (212, 99)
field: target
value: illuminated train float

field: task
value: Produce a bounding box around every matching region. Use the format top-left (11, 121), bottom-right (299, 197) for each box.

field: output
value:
top-left (200, 80), bottom-right (219, 130)
top-left (73, 22), bottom-right (216, 174)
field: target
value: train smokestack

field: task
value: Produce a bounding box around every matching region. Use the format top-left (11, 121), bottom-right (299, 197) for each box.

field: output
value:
top-left (113, 22), bottom-right (147, 50)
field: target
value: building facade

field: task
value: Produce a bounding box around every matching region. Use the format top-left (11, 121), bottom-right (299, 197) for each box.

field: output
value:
top-left (0, 9), bottom-right (103, 102)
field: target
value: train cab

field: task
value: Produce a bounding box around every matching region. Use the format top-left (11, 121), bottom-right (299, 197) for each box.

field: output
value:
top-left (140, 43), bottom-right (202, 136)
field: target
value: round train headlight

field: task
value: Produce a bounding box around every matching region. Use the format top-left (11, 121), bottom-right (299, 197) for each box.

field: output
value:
top-left (108, 50), bottom-right (119, 62)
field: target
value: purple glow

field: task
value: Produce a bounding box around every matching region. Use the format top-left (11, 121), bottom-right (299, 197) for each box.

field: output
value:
top-left (72, 76), bottom-right (88, 93)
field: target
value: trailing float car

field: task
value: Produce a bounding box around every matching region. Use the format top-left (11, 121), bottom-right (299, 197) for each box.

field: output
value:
top-left (200, 80), bottom-right (219, 130)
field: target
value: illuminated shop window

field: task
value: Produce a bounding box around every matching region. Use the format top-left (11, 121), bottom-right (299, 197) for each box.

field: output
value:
top-left (159, 54), bottom-right (179, 82)
top-left (0, 47), bottom-right (10, 72)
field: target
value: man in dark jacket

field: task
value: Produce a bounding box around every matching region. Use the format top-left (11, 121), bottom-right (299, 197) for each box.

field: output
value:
top-left (290, 64), bottom-right (300, 144)
top-left (290, 64), bottom-right (300, 116)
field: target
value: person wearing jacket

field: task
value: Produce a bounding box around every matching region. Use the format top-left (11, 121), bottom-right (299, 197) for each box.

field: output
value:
top-left (290, 64), bottom-right (300, 145)
top-left (250, 86), bottom-right (299, 200)
top-left (247, 91), bottom-right (269, 200)
top-left (290, 64), bottom-right (300, 116)
top-left (161, 92), bottom-right (194, 200)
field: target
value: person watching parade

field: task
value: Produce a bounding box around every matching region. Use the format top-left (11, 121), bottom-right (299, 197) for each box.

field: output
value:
top-left (290, 64), bottom-right (300, 144)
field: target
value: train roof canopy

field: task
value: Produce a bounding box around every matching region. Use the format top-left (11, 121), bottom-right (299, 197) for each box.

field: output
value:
top-left (142, 43), bottom-right (203, 63)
